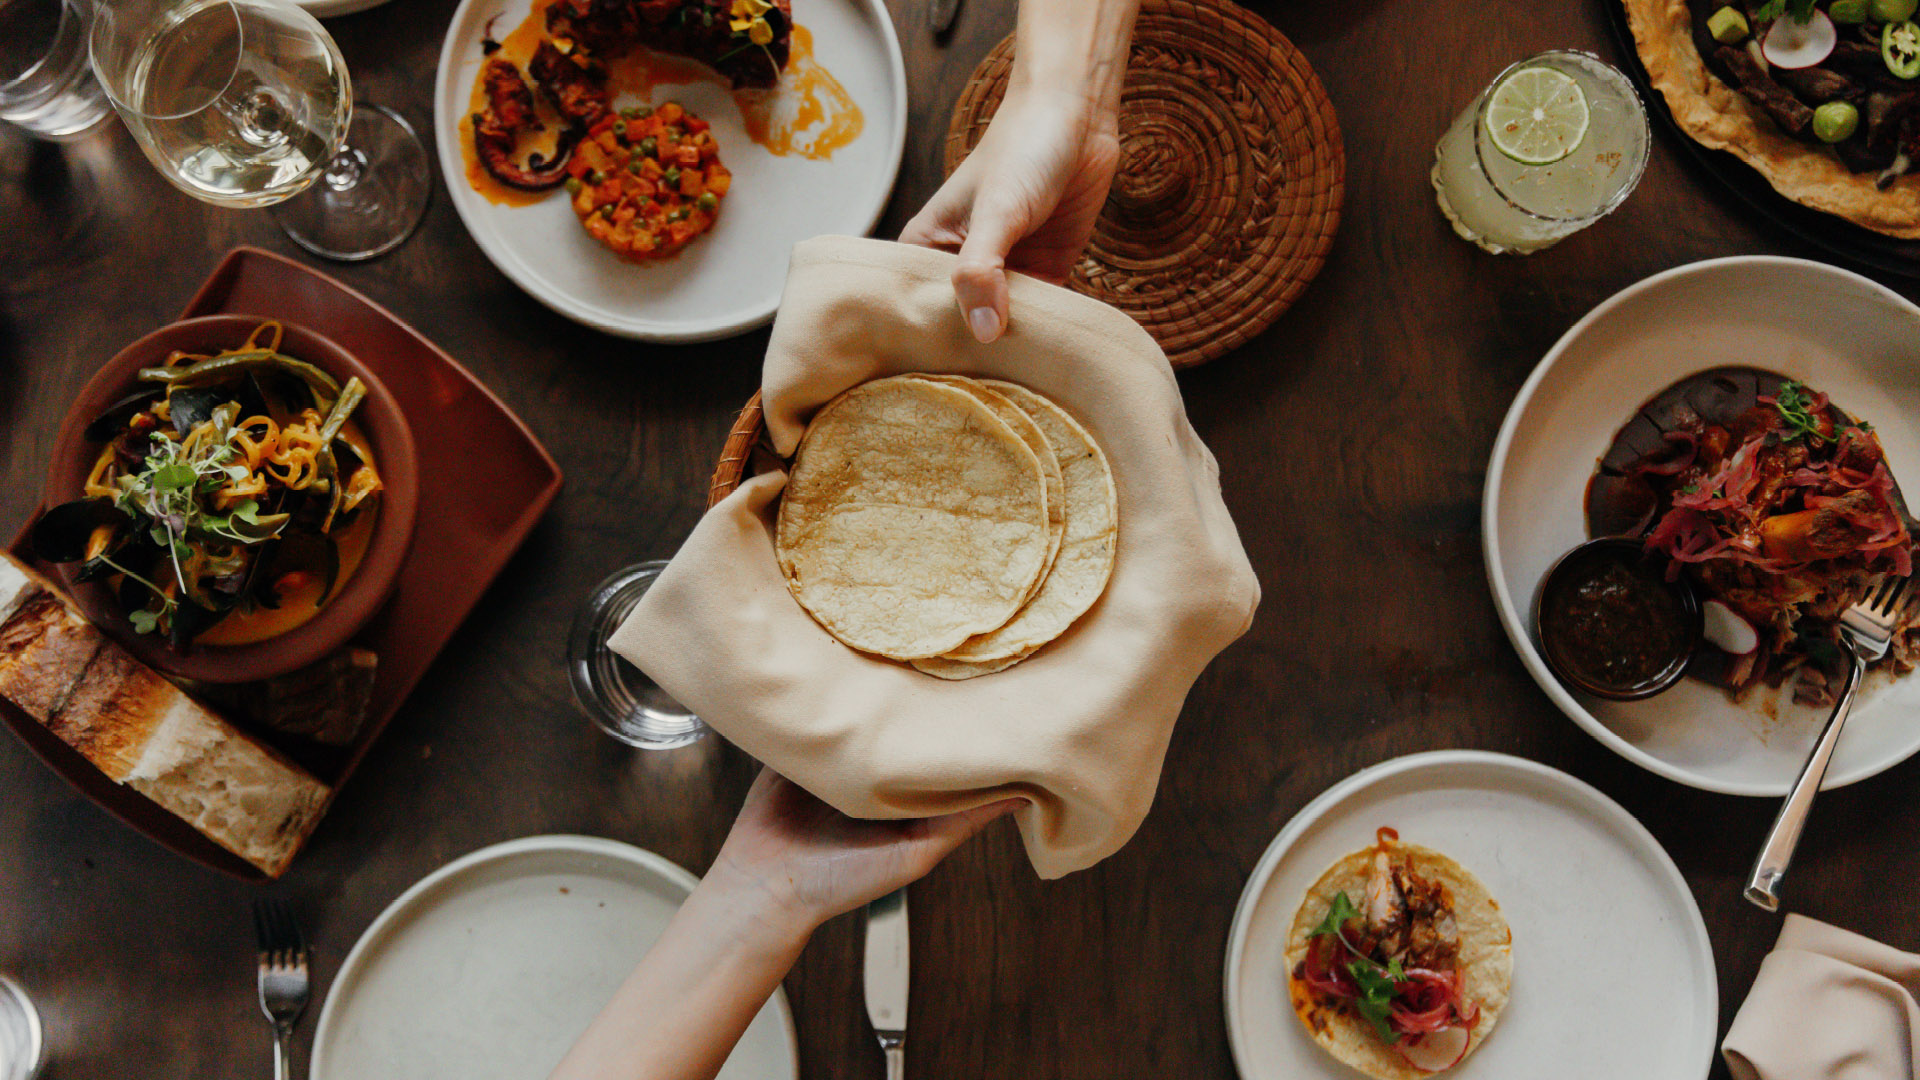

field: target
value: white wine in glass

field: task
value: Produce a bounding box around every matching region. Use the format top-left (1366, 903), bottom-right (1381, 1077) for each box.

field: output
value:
top-left (91, 0), bottom-right (429, 259)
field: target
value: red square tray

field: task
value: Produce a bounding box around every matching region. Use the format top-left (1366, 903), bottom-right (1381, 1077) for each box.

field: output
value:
top-left (1, 248), bottom-right (564, 879)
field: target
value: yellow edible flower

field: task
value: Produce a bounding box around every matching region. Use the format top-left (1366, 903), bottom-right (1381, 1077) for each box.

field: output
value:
top-left (728, 0), bottom-right (771, 32)
top-left (748, 17), bottom-right (773, 43)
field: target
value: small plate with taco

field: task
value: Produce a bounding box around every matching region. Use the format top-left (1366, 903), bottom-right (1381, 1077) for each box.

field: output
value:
top-left (1224, 751), bottom-right (1715, 1079)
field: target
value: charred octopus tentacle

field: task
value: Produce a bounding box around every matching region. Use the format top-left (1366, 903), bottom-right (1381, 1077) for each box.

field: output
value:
top-left (529, 41), bottom-right (614, 128)
top-left (472, 43), bottom-right (612, 191)
top-left (474, 59), bottom-right (581, 190)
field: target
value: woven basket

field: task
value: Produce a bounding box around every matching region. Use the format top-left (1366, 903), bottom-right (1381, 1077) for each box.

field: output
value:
top-left (944, 0), bottom-right (1344, 368)
top-left (708, 392), bottom-right (766, 507)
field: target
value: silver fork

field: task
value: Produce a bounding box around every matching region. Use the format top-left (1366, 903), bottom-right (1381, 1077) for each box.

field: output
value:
top-left (252, 898), bottom-right (310, 1080)
top-left (1746, 574), bottom-right (1913, 911)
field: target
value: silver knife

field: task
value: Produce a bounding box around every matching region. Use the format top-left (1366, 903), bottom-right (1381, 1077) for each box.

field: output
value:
top-left (863, 888), bottom-right (908, 1080)
top-left (929, 0), bottom-right (959, 34)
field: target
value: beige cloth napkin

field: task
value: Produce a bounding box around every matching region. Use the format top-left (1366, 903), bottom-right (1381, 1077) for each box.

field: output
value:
top-left (1723, 914), bottom-right (1920, 1079)
top-left (609, 235), bottom-right (1260, 878)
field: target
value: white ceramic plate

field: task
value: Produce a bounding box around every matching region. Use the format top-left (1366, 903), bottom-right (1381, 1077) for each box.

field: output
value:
top-left (1485, 256), bottom-right (1920, 796)
top-left (296, 0), bottom-right (393, 20)
top-left (1224, 751), bottom-right (1716, 1080)
top-left (311, 835), bottom-right (799, 1080)
top-left (432, 0), bottom-right (906, 341)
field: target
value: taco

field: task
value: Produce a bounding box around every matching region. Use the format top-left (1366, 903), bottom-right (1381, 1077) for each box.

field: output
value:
top-left (1285, 829), bottom-right (1513, 1077)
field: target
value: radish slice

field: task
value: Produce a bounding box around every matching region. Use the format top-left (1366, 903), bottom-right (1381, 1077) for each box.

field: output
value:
top-left (1396, 1026), bottom-right (1471, 1073)
top-left (1762, 10), bottom-right (1837, 69)
top-left (1703, 600), bottom-right (1760, 656)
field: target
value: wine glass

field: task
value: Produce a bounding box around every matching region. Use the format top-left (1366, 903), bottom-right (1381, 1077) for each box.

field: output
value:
top-left (88, 0), bottom-right (430, 261)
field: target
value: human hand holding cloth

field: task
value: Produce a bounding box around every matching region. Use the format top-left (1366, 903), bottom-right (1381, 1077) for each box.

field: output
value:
top-left (608, 235), bottom-right (1258, 878)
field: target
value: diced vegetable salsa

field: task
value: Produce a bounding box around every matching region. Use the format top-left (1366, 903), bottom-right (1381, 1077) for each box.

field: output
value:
top-left (565, 102), bottom-right (730, 260)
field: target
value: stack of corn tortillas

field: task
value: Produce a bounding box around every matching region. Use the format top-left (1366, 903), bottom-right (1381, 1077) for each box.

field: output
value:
top-left (775, 374), bottom-right (1117, 679)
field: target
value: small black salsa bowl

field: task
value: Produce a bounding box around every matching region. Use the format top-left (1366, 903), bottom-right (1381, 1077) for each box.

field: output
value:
top-left (1533, 537), bottom-right (1702, 701)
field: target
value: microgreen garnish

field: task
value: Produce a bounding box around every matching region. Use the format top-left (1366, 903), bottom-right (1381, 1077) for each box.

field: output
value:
top-left (1771, 381), bottom-right (1827, 444)
top-left (107, 411), bottom-right (288, 634)
top-left (1307, 890), bottom-right (1407, 1043)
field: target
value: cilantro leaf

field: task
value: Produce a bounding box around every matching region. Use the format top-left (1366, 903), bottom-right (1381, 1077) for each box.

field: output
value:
top-left (1753, 0), bottom-right (1816, 20)
top-left (1347, 959), bottom-right (1403, 1043)
top-left (1771, 381), bottom-right (1827, 444)
top-left (1309, 891), bottom-right (1362, 939)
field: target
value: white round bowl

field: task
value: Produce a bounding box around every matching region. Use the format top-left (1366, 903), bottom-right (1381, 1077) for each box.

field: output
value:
top-left (1484, 256), bottom-right (1920, 795)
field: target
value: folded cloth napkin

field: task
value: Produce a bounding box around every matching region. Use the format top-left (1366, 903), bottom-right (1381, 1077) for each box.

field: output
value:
top-left (1723, 913), bottom-right (1920, 1079)
top-left (609, 235), bottom-right (1260, 878)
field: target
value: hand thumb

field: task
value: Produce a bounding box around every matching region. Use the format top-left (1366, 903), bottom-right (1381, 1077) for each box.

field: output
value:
top-left (952, 200), bottom-right (1025, 344)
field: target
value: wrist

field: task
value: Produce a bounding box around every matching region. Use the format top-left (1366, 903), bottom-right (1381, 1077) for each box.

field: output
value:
top-left (1005, 0), bottom-right (1138, 126)
top-left (693, 851), bottom-right (821, 959)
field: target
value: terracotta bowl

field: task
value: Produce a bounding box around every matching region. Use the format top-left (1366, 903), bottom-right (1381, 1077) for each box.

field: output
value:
top-left (41, 315), bottom-right (420, 683)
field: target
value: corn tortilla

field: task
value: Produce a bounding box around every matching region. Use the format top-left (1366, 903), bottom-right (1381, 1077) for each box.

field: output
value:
top-left (775, 376), bottom-right (1052, 660)
top-left (907, 375), bottom-right (1066, 600)
top-left (938, 380), bottom-right (1118, 665)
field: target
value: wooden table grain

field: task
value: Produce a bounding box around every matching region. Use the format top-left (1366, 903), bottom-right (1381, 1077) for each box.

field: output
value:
top-left (1, 0), bottom-right (1914, 1076)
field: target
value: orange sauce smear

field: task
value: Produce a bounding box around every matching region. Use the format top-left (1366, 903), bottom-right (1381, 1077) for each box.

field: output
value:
top-left (462, 4), bottom-right (863, 207)
top-left (736, 27), bottom-right (862, 161)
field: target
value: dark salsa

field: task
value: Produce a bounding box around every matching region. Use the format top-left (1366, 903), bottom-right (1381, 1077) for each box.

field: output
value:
top-left (1539, 543), bottom-right (1698, 696)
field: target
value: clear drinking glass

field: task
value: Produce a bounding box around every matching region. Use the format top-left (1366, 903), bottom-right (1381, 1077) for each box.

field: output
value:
top-left (0, 0), bottom-right (112, 141)
top-left (0, 976), bottom-right (44, 1080)
top-left (88, 0), bottom-right (430, 260)
top-left (568, 562), bottom-right (706, 749)
top-left (1431, 50), bottom-right (1650, 254)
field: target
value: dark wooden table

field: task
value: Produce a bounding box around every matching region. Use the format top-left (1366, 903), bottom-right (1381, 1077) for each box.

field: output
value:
top-left (3, 0), bottom-right (1916, 1076)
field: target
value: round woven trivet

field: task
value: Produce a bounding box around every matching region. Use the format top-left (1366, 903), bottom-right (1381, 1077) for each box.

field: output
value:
top-left (943, 0), bottom-right (1344, 369)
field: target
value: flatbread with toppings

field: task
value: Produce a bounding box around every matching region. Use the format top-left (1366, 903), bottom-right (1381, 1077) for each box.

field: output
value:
top-left (1286, 829), bottom-right (1512, 1078)
top-left (1624, 0), bottom-right (1920, 237)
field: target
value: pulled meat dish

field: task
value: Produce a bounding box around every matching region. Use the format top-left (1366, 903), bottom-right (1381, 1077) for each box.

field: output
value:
top-left (1588, 368), bottom-right (1918, 705)
top-left (1693, 0), bottom-right (1920, 184)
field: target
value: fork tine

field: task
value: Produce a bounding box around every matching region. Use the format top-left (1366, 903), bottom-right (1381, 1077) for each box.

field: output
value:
top-left (1875, 574), bottom-right (1912, 615)
top-left (251, 898), bottom-right (272, 954)
top-left (252, 897), bottom-right (303, 957)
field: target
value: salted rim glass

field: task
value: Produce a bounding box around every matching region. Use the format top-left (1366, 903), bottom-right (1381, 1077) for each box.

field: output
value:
top-left (1469, 49), bottom-right (1651, 228)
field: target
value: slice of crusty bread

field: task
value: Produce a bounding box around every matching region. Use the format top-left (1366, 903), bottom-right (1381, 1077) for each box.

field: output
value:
top-left (0, 589), bottom-right (105, 723)
top-left (0, 551), bottom-right (330, 877)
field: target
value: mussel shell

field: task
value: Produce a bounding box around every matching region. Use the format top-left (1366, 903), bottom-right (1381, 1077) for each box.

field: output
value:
top-left (76, 528), bottom-right (159, 584)
top-left (167, 385), bottom-right (228, 436)
top-left (167, 597), bottom-right (225, 653)
top-left (83, 390), bottom-right (159, 443)
top-left (31, 498), bottom-right (130, 565)
top-left (243, 538), bottom-right (284, 610)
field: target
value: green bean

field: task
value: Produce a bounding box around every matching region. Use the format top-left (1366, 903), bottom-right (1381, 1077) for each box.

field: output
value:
top-left (138, 351), bottom-right (343, 400)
